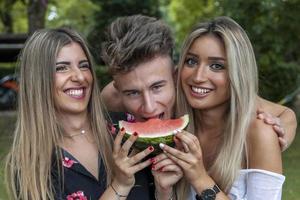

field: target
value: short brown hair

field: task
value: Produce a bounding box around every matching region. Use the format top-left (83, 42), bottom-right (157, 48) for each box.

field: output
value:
top-left (101, 14), bottom-right (174, 75)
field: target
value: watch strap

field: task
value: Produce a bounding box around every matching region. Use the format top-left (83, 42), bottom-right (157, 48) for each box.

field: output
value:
top-left (195, 184), bottom-right (220, 200)
top-left (212, 184), bottom-right (220, 193)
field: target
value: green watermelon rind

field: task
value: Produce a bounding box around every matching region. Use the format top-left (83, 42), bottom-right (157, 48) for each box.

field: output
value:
top-left (123, 133), bottom-right (175, 155)
top-left (120, 115), bottom-right (189, 155)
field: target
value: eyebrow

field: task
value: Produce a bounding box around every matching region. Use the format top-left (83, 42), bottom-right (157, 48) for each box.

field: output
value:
top-left (56, 61), bottom-right (69, 65)
top-left (122, 80), bottom-right (167, 94)
top-left (208, 57), bottom-right (226, 61)
top-left (150, 80), bottom-right (167, 88)
top-left (79, 60), bottom-right (89, 64)
top-left (55, 59), bottom-right (89, 65)
top-left (122, 89), bottom-right (139, 94)
top-left (186, 52), bottom-right (226, 61)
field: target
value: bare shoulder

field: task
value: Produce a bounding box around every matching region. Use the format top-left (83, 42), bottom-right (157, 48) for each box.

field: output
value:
top-left (247, 118), bottom-right (282, 173)
top-left (100, 81), bottom-right (125, 112)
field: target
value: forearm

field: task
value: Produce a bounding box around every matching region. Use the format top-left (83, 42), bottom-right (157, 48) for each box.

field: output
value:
top-left (279, 107), bottom-right (297, 147)
top-left (192, 174), bottom-right (230, 200)
top-left (99, 181), bottom-right (132, 200)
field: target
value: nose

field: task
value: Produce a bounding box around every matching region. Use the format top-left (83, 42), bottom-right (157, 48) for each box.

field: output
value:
top-left (142, 92), bottom-right (156, 114)
top-left (71, 67), bottom-right (84, 82)
top-left (192, 65), bottom-right (207, 83)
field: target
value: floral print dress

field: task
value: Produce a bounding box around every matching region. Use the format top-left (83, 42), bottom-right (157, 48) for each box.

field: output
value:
top-left (52, 149), bottom-right (106, 200)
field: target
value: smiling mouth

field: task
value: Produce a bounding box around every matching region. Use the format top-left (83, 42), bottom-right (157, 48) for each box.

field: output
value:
top-left (64, 88), bottom-right (86, 98)
top-left (143, 112), bottom-right (165, 121)
top-left (191, 86), bottom-right (212, 94)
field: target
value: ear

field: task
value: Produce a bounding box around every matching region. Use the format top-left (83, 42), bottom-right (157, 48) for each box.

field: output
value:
top-left (112, 80), bottom-right (119, 91)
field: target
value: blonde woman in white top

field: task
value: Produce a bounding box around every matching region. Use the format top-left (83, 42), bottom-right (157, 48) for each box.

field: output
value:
top-left (159, 16), bottom-right (293, 200)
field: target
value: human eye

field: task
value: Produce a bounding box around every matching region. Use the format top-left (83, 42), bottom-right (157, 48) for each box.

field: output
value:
top-left (79, 62), bottom-right (90, 71)
top-left (184, 57), bottom-right (198, 67)
top-left (55, 65), bottom-right (68, 72)
top-left (210, 63), bottom-right (225, 71)
top-left (125, 91), bottom-right (140, 98)
top-left (152, 84), bottom-right (164, 92)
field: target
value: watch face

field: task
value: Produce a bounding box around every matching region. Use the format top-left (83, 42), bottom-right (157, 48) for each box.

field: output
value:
top-left (202, 188), bottom-right (216, 200)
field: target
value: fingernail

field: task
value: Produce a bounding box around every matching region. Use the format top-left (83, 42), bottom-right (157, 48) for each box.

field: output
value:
top-left (159, 143), bottom-right (165, 149)
top-left (120, 127), bottom-right (125, 131)
top-left (148, 146), bottom-right (154, 151)
top-left (133, 132), bottom-right (138, 136)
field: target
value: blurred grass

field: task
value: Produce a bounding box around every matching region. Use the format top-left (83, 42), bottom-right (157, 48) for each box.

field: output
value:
top-left (282, 127), bottom-right (300, 200)
top-left (0, 113), bottom-right (299, 199)
top-left (0, 112), bottom-right (15, 200)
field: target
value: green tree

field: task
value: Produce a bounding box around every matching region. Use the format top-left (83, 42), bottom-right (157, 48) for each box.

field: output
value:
top-left (27, 0), bottom-right (48, 33)
top-left (46, 0), bottom-right (99, 35)
top-left (168, 0), bottom-right (220, 48)
top-left (221, 0), bottom-right (300, 101)
top-left (0, 0), bottom-right (47, 33)
top-left (0, 0), bottom-right (98, 35)
top-left (0, 0), bottom-right (18, 33)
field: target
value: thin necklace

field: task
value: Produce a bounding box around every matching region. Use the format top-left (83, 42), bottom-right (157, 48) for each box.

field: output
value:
top-left (67, 130), bottom-right (86, 138)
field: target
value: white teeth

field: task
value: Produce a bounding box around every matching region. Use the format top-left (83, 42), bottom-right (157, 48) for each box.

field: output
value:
top-left (191, 86), bottom-right (210, 94)
top-left (66, 89), bottom-right (83, 97)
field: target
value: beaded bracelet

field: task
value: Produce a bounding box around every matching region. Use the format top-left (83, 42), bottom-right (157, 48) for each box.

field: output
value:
top-left (110, 184), bottom-right (127, 200)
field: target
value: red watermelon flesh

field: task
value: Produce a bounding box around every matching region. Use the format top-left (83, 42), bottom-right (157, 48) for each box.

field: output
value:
top-left (119, 114), bottom-right (189, 154)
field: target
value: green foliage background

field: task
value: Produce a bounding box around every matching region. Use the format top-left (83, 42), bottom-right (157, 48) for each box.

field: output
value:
top-left (1, 0), bottom-right (299, 102)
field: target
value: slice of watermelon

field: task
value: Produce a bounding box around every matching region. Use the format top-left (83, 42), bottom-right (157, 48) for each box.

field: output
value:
top-left (119, 114), bottom-right (189, 154)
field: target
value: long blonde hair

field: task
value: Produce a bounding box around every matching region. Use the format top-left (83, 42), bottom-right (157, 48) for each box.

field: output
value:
top-left (176, 16), bottom-right (258, 197)
top-left (5, 28), bottom-right (113, 200)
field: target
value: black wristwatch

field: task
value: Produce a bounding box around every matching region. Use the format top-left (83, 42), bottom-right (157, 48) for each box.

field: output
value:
top-left (195, 184), bottom-right (220, 200)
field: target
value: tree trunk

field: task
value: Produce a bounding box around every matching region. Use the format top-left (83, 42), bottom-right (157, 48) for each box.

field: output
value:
top-left (27, 0), bottom-right (48, 33)
top-left (0, 0), bottom-right (17, 33)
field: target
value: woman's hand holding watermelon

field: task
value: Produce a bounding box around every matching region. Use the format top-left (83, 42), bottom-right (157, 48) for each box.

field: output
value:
top-left (159, 130), bottom-right (212, 189)
top-left (111, 128), bottom-right (154, 196)
top-left (151, 153), bottom-right (183, 200)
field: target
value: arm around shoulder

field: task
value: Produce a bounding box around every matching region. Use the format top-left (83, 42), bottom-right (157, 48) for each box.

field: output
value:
top-left (279, 107), bottom-right (297, 148)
